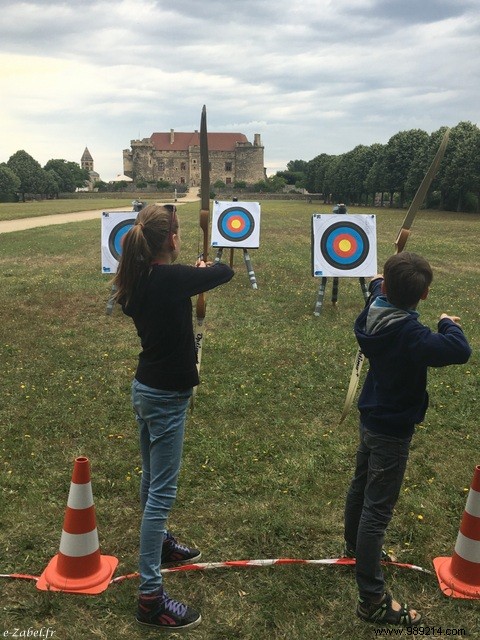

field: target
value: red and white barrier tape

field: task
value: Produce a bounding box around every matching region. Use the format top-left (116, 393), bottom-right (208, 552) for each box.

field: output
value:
top-left (0, 557), bottom-right (432, 585)
top-left (111, 556), bottom-right (432, 583)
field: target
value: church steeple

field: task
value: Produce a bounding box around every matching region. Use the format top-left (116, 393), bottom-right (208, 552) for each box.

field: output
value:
top-left (81, 147), bottom-right (94, 172)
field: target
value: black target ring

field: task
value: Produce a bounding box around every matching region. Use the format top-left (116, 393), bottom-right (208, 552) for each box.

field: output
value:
top-left (108, 219), bottom-right (136, 261)
top-left (217, 207), bottom-right (255, 243)
top-left (320, 221), bottom-right (370, 271)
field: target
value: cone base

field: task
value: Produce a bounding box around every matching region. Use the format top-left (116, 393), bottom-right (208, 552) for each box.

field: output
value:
top-left (433, 556), bottom-right (480, 600)
top-left (36, 553), bottom-right (118, 595)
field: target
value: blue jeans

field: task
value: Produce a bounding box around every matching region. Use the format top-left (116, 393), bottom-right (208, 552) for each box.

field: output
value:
top-left (132, 379), bottom-right (192, 594)
top-left (344, 424), bottom-right (411, 600)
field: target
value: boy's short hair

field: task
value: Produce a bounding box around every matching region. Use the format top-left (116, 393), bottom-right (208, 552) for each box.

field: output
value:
top-left (383, 252), bottom-right (433, 309)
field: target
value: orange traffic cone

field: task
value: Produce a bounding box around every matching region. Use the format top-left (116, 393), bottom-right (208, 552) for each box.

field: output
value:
top-left (433, 465), bottom-right (480, 599)
top-left (37, 456), bottom-right (118, 594)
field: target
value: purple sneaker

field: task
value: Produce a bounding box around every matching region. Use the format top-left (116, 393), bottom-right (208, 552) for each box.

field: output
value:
top-left (137, 587), bottom-right (201, 630)
top-left (161, 531), bottom-right (201, 567)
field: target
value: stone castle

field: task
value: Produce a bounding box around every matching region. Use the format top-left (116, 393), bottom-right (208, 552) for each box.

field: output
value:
top-left (123, 130), bottom-right (265, 187)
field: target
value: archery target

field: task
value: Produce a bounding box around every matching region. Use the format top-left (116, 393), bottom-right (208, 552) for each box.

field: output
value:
top-left (211, 201), bottom-right (261, 248)
top-left (101, 211), bottom-right (138, 273)
top-left (312, 214), bottom-right (377, 277)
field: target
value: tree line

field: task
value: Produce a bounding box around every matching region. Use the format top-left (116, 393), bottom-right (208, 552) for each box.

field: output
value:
top-left (0, 151), bottom-right (89, 201)
top-left (2, 121), bottom-right (479, 211)
top-left (277, 121), bottom-right (480, 212)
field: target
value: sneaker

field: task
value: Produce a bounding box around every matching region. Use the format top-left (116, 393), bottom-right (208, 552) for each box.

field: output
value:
top-left (136, 588), bottom-right (202, 631)
top-left (344, 543), bottom-right (396, 563)
top-left (161, 531), bottom-right (201, 567)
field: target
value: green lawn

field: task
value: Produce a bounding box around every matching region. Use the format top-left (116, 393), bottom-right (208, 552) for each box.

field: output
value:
top-left (0, 199), bottom-right (135, 221)
top-left (0, 201), bottom-right (478, 639)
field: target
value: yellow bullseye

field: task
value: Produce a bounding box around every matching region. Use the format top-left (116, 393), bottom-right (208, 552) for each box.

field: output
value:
top-left (339, 239), bottom-right (352, 253)
top-left (231, 219), bottom-right (242, 230)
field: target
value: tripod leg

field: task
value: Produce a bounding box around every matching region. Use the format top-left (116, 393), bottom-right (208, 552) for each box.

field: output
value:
top-left (243, 249), bottom-right (258, 289)
top-left (332, 277), bottom-right (339, 305)
top-left (314, 277), bottom-right (328, 316)
top-left (359, 277), bottom-right (369, 302)
top-left (106, 284), bottom-right (117, 316)
top-left (214, 248), bottom-right (224, 263)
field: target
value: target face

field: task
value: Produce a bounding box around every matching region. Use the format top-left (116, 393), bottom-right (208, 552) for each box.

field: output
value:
top-left (211, 201), bottom-right (261, 248)
top-left (312, 214), bottom-right (377, 277)
top-left (101, 211), bottom-right (138, 273)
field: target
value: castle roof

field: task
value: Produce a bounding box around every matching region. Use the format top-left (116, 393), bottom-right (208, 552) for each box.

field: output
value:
top-left (150, 131), bottom-right (249, 152)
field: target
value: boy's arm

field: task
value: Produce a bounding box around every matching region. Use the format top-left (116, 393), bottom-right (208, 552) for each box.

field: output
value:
top-left (412, 315), bottom-right (471, 367)
top-left (366, 275), bottom-right (383, 302)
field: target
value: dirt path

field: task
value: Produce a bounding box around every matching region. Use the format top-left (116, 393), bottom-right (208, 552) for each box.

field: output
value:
top-left (0, 191), bottom-right (200, 234)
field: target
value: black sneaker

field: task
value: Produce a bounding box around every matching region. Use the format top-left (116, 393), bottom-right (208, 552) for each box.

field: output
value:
top-left (161, 531), bottom-right (201, 567)
top-left (136, 588), bottom-right (202, 631)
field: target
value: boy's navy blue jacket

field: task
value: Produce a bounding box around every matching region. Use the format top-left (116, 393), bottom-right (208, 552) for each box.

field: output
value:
top-left (355, 278), bottom-right (471, 439)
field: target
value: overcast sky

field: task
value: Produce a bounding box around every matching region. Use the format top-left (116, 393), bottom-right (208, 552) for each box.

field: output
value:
top-left (1, 0), bottom-right (479, 181)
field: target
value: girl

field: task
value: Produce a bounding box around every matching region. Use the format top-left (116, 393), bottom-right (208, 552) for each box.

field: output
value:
top-left (113, 203), bottom-right (234, 631)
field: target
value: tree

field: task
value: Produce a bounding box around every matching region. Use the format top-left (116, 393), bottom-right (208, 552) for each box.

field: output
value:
top-left (7, 150), bottom-right (47, 201)
top-left (44, 159), bottom-right (89, 192)
top-left (437, 122), bottom-right (480, 212)
top-left (94, 180), bottom-right (109, 192)
top-left (287, 160), bottom-right (308, 173)
top-left (383, 129), bottom-right (429, 207)
top-left (364, 144), bottom-right (387, 205)
top-left (305, 154), bottom-right (335, 198)
top-left (44, 169), bottom-right (60, 197)
top-left (0, 163), bottom-right (21, 195)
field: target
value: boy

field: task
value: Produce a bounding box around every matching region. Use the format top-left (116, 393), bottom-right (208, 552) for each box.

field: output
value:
top-left (344, 252), bottom-right (471, 626)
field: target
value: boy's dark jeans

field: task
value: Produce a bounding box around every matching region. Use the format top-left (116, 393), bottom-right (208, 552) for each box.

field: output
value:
top-left (344, 424), bottom-right (411, 600)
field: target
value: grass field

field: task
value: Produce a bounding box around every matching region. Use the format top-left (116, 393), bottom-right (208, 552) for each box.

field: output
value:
top-left (0, 199), bottom-right (137, 222)
top-left (0, 201), bottom-right (478, 639)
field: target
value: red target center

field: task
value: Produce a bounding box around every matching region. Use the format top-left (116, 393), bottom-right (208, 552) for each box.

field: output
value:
top-left (333, 233), bottom-right (358, 257)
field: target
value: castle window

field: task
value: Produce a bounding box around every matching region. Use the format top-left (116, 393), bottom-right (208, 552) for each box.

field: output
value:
top-left (226, 177), bottom-right (232, 185)
top-left (225, 161), bottom-right (232, 171)
top-left (158, 160), bottom-right (165, 172)
top-left (181, 162), bottom-right (186, 171)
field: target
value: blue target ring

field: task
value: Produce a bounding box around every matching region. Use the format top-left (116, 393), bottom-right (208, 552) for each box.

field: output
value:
top-left (109, 219), bottom-right (136, 261)
top-left (217, 207), bottom-right (255, 242)
top-left (320, 221), bottom-right (369, 270)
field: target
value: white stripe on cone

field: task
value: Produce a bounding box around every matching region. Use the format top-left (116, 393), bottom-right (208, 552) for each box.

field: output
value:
top-left (59, 529), bottom-right (100, 557)
top-left (67, 482), bottom-right (94, 510)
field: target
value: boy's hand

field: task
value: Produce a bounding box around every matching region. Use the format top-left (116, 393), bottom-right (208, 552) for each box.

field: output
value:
top-left (440, 313), bottom-right (461, 325)
top-left (195, 259), bottom-right (214, 268)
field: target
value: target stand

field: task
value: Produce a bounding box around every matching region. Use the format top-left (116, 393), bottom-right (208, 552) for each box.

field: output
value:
top-left (314, 276), bottom-right (369, 316)
top-left (213, 246), bottom-right (258, 289)
top-left (211, 201), bottom-right (261, 289)
top-left (311, 214), bottom-right (377, 316)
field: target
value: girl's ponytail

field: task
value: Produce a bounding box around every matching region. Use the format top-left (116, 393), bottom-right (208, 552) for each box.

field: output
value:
top-left (113, 204), bottom-right (176, 306)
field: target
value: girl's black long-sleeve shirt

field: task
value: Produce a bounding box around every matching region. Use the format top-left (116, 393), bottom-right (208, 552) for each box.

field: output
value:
top-left (122, 263), bottom-right (234, 391)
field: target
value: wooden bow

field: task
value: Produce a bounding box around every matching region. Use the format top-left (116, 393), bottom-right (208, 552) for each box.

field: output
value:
top-left (192, 106), bottom-right (210, 402)
top-left (338, 128), bottom-right (451, 425)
